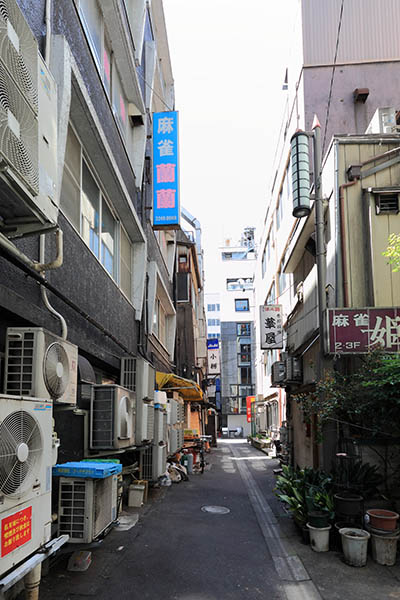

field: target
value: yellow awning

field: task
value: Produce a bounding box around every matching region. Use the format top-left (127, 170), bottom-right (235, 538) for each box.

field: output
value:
top-left (156, 372), bottom-right (203, 402)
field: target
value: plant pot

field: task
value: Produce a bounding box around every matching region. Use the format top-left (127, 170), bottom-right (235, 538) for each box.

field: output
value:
top-left (334, 492), bottom-right (363, 516)
top-left (339, 528), bottom-right (370, 567)
top-left (333, 521), bottom-right (356, 549)
top-left (308, 511), bottom-right (330, 528)
top-left (370, 532), bottom-right (400, 566)
top-left (366, 509), bottom-right (399, 531)
top-left (307, 523), bottom-right (331, 552)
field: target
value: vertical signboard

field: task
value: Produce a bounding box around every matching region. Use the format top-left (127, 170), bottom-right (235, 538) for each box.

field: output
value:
top-left (260, 305), bottom-right (283, 349)
top-left (207, 338), bottom-right (220, 375)
top-left (246, 396), bottom-right (255, 423)
top-left (152, 111), bottom-right (180, 229)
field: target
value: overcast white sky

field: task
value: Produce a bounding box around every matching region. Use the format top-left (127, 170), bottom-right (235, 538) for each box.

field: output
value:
top-left (163, 0), bottom-right (293, 290)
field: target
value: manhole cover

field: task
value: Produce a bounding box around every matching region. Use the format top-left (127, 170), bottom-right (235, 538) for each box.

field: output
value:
top-left (201, 505), bottom-right (230, 514)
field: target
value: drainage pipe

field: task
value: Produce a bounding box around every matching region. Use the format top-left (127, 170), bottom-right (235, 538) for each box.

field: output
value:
top-left (0, 229), bottom-right (63, 273)
top-left (24, 563), bottom-right (41, 600)
top-left (339, 180), bottom-right (358, 307)
top-left (39, 232), bottom-right (67, 339)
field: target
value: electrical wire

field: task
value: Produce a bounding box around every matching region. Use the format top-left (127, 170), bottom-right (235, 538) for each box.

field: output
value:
top-left (322, 0), bottom-right (345, 158)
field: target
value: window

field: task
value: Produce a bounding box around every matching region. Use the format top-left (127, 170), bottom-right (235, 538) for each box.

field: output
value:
top-left (237, 323), bottom-right (251, 336)
top-left (120, 227), bottom-right (132, 298)
top-left (216, 303), bottom-right (220, 311)
top-left (235, 299), bottom-right (249, 312)
top-left (227, 278), bottom-right (253, 291)
top-left (207, 319), bottom-right (220, 326)
top-left (207, 304), bottom-right (215, 311)
top-left (267, 284), bottom-right (276, 305)
top-left (276, 190), bottom-right (283, 230)
top-left (79, 0), bottom-right (111, 98)
top-left (112, 67), bottom-right (128, 136)
top-left (278, 265), bottom-right (288, 294)
top-left (262, 247), bottom-right (267, 278)
top-left (60, 125), bottom-right (133, 297)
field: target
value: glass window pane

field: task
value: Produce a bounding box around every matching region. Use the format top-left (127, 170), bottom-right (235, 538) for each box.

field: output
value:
top-left (60, 167), bottom-right (80, 231)
top-left (103, 36), bottom-right (111, 96)
top-left (112, 67), bottom-right (127, 135)
top-left (79, 0), bottom-right (102, 66)
top-left (120, 227), bottom-right (132, 298)
top-left (101, 201), bottom-right (116, 277)
top-left (82, 162), bottom-right (100, 258)
top-left (65, 126), bottom-right (81, 182)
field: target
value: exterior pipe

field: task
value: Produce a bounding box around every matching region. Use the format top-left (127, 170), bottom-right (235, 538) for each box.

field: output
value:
top-left (0, 230), bottom-right (64, 274)
top-left (45, 0), bottom-right (51, 65)
top-left (24, 563), bottom-right (41, 600)
top-left (39, 232), bottom-right (67, 339)
top-left (339, 180), bottom-right (358, 307)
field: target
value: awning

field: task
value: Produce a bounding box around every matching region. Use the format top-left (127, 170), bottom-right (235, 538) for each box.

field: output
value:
top-left (156, 372), bottom-right (204, 402)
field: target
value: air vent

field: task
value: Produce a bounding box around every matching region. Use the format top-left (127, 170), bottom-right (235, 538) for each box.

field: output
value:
top-left (5, 331), bottom-right (34, 395)
top-left (121, 357), bottom-right (136, 391)
top-left (375, 193), bottom-right (399, 215)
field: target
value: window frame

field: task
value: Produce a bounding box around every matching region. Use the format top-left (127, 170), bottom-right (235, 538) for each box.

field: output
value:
top-left (235, 298), bottom-right (250, 312)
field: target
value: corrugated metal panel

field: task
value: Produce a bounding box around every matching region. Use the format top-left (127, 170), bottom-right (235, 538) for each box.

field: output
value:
top-left (302, 0), bottom-right (400, 65)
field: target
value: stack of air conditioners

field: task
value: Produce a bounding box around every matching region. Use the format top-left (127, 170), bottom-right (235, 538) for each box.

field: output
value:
top-left (89, 384), bottom-right (136, 450)
top-left (57, 472), bottom-right (119, 543)
top-left (152, 407), bottom-right (167, 480)
top-left (2, 325), bottom-right (78, 576)
top-left (167, 393), bottom-right (185, 455)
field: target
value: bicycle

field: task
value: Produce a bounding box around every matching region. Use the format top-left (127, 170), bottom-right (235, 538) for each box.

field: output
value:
top-left (184, 435), bottom-right (212, 474)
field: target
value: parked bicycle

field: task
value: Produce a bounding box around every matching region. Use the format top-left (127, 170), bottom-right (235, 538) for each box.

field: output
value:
top-left (183, 435), bottom-right (212, 474)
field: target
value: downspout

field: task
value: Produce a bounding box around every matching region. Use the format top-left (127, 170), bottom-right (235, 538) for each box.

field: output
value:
top-left (40, 0), bottom-right (68, 339)
top-left (339, 181), bottom-right (358, 307)
top-left (39, 232), bottom-right (68, 339)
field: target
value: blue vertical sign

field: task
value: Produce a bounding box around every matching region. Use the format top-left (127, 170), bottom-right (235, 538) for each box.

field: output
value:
top-left (152, 111), bottom-right (180, 229)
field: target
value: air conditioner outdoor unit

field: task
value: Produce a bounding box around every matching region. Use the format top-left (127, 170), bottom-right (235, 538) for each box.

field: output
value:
top-left (0, 395), bottom-right (52, 576)
top-left (271, 361), bottom-right (286, 387)
top-left (135, 399), bottom-right (154, 445)
top-left (152, 408), bottom-right (167, 480)
top-left (366, 107), bottom-right (397, 135)
top-left (0, 1), bottom-right (59, 239)
top-left (136, 358), bottom-right (155, 401)
top-left (5, 327), bottom-right (78, 404)
top-left (285, 357), bottom-right (303, 383)
top-left (90, 385), bottom-right (135, 450)
top-left (120, 356), bottom-right (136, 392)
top-left (58, 473), bottom-right (118, 543)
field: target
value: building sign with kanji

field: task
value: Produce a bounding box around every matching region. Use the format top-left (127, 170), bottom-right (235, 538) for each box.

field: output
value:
top-left (152, 111), bottom-right (180, 229)
top-left (1, 506), bottom-right (32, 557)
top-left (260, 305), bottom-right (283, 349)
top-left (327, 307), bottom-right (400, 354)
top-left (207, 338), bottom-right (220, 375)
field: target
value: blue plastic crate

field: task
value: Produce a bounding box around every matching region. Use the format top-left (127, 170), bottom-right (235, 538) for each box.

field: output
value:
top-left (53, 461), bottom-right (122, 479)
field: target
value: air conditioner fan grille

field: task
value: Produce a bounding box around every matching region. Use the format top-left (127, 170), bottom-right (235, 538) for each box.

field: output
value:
top-left (44, 342), bottom-right (69, 399)
top-left (0, 410), bottom-right (42, 496)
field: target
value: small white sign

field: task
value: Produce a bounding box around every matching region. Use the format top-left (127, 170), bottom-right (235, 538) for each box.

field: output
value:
top-left (260, 305), bottom-right (283, 349)
top-left (207, 339), bottom-right (220, 375)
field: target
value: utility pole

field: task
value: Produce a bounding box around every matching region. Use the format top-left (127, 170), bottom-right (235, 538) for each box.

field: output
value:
top-left (312, 116), bottom-right (327, 377)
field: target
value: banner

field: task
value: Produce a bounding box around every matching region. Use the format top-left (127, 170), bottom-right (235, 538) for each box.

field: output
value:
top-left (246, 396), bottom-right (255, 423)
top-left (152, 111), bottom-right (180, 229)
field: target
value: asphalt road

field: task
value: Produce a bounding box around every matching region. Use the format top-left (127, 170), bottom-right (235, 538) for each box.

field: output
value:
top-left (40, 440), bottom-right (302, 599)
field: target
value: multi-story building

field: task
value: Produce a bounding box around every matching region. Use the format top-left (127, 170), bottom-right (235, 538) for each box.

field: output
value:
top-left (253, 0), bottom-right (400, 467)
top-left (209, 228), bottom-right (256, 436)
top-left (205, 293), bottom-right (221, 341)
top-left (0, 0), bottom-right (203, 588)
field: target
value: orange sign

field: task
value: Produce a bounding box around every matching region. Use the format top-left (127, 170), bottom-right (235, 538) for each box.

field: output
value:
top-left (1, 506), bottom-right (32, 557)
top-left (246, 396), bottom-right (255, 423)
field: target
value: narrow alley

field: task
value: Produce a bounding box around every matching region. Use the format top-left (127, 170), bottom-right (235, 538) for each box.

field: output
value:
top-left (39, 442), bottom-right (400, 600)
